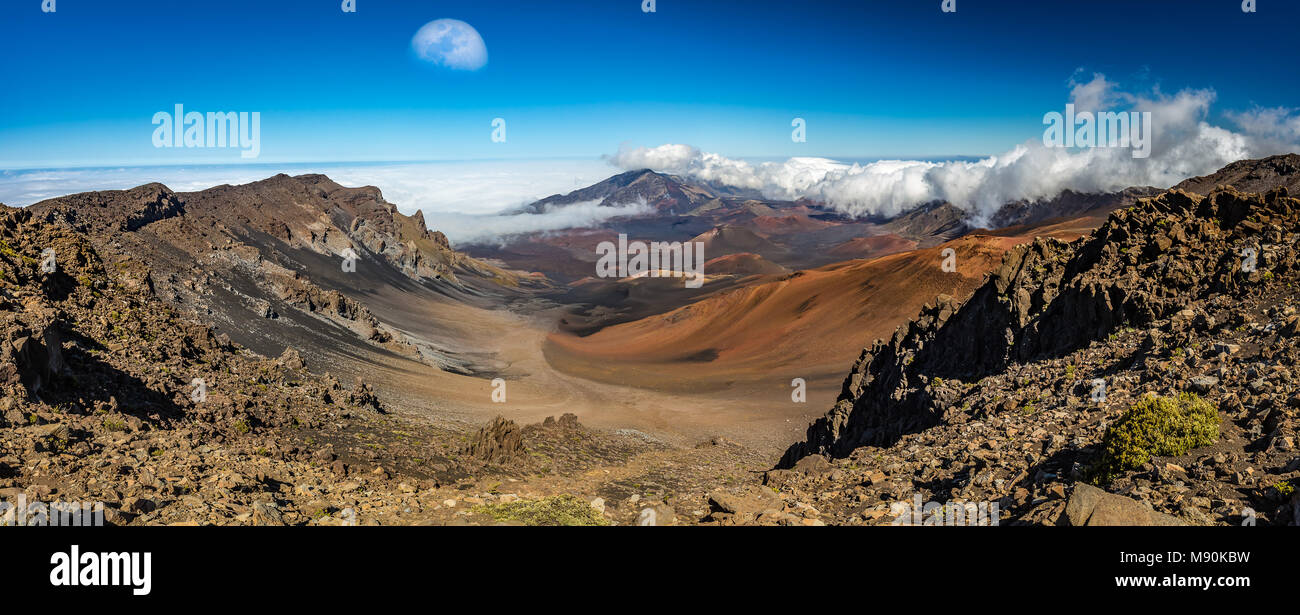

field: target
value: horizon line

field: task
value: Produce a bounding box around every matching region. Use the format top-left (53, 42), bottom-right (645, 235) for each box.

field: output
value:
top-left (0, 153), bottom-right (994, 174)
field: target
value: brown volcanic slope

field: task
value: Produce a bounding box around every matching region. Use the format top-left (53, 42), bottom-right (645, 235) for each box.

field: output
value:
top-left (704, 253), bottom-right (788, 277)
top-left (541, 169), bottom-right (1233, 432)
top-left (988, 186), bottom-right (1161, 229)
top-left (478, 162), bottom-right (1253, 288)
top-left (545, 233), bottom-right (1025, 398)
top-left (827, 233), bottom-right (917, 260)
top-left (543, 171), bottom-right (1160, 399)
top-left (882, 201), bottom-right (970, 247)
top-left (29, 174), bottom-right (529, 376)
top-left (1172, 153), bottom-right (1300, 195)
top-left (469, 170), bottom-right (886, 281)
top-left (748, 213), bottom-right (835, 235)
top-left (23, 174), bottom-right (816, 453)
top-left (691, 225), bottom-right (791, 262)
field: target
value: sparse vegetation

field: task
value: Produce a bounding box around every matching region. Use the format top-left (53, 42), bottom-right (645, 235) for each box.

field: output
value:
top-left (1274, 480), bottom-right (1295, 497)
top-left (1090, 393), bottom-right (1219, 484)
top-left (472, 495), bottom-right (609, 526)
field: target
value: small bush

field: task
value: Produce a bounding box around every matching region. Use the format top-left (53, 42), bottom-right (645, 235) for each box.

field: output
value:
top-left (1090, 393), bottom-right (1219, 484)
top-left (473, 495), bottom-right (609, 526)
top-left (1275, 480), bottom-right (1295, 497)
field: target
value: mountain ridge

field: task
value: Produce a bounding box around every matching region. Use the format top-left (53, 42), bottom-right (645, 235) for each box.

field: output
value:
top-left (28, 173), bottom-right (534, 376)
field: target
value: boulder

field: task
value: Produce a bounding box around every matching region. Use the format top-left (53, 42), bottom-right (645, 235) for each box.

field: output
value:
top-left (1062, 484), bottom-right (1185, 526)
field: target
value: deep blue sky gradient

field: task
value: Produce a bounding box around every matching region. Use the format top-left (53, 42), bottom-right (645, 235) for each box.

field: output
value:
top-left (1, 0), bottom-right (1295, 167)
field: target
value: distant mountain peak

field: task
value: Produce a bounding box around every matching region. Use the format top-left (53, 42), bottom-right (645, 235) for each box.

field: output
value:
top-left (519, 168), bottom-right (717, 214)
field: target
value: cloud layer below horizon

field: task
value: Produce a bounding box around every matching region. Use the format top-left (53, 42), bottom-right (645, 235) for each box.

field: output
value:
top-left (5, 74), bottom-right (1296, 247)
top-left (0, 159), bottom-right (620, 245)
top-left (608, 74), bottom-right (1300, 224)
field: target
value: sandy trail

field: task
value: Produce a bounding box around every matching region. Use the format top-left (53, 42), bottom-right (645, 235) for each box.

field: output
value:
top-left (314, 297), bottom-right (829, 457)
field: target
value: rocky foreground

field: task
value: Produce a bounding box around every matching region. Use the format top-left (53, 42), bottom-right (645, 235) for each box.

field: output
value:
top-left (771, 186), bottom-right (1300, 525)
top-left (0, 204), bottom-right (771, 525)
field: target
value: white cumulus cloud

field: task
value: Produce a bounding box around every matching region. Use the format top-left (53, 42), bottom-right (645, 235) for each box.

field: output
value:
top-left (609, 75), bottom-right (1300, 224)
top-left (430, 199), bottom-right (654, 246)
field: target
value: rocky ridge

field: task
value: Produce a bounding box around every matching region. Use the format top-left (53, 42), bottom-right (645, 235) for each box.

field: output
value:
top-left (28, 175), bottom-right (532, 372)
top-left (771, 185), bottom-right (1300, 525)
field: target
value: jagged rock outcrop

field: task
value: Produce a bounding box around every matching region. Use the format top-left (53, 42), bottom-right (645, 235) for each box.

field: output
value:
top-left (34, 183), bottom-right (185, 233)
top-left (783, 185), bottom-right (1299, 466)
top-left (0, 317), bottom-right (64, 395)
top-left (1173, 153), bottom-right (1300, 196)
top-left (464, 416), bottom-right (526, 464)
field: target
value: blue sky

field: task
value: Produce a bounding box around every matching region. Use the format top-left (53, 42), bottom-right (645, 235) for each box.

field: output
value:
top-left (0, 0), bottom-right (1295, 169)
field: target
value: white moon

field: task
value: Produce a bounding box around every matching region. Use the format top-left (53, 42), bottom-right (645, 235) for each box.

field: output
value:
top-left (411, 19), bottom-right (487, 71)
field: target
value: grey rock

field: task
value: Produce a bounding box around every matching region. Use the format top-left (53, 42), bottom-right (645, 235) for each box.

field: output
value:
top-left (1062, 484), bottom-right (1185, 526)
top-left (1190, 375), bottom-right (1220, 393)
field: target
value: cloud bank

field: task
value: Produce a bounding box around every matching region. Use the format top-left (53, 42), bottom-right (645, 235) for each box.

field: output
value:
top-left (429, 199), bottom-right (653, 246)
top-left (608, 75), bottom-right (1300, 223)
top-left (0, 159), bottom-right (623, 245)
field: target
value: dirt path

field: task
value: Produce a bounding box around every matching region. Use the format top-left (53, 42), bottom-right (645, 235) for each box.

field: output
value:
top-left (315, 298), bottom-right (826, 457)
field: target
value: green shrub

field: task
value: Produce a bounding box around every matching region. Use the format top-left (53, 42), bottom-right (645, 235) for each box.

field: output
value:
top-left (1090, 393), bottom-right (1219, 484)
top-left (472, 495), bottom-right (609, 526)
top-left (1275, 480), bottom-right (1295, 497)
